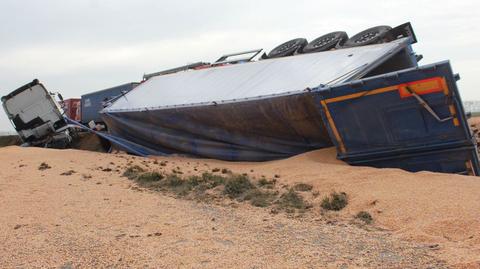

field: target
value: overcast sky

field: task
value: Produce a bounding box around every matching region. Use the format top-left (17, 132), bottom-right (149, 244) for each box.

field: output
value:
top-left (1, 0), bottom-right (479, 131)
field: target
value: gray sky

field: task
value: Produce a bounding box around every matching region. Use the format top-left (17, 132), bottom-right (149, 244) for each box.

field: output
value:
top-left (1, 0), bottom-right (479, 131)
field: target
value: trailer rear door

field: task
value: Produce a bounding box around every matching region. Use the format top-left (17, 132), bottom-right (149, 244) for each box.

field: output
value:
top-left (316, 61), bottom-right (479, 175)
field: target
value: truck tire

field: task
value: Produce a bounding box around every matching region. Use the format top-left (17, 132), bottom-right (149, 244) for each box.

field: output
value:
top-left (267, 38), bottom-right (308, 58)
top-left (301, 31), bottom-right (348, 53)
top-left (343, 26), bottom-right (392, 47)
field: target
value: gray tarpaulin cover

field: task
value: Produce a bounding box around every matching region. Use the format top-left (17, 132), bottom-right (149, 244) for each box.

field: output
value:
top-left (102, 39), bottom-right (410, 161)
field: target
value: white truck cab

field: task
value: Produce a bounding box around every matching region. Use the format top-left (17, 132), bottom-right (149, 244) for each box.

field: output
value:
top-left (1, 79), bottom-right (71, 147)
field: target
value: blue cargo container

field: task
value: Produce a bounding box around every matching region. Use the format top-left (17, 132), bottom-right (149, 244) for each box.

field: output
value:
top-left (81, 82), bottom-right (138, 124)
top-left (316, 61), bottom-right (479, 175)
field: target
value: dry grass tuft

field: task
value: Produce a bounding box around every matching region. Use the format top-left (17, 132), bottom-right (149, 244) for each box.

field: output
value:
top-left (321, 192), bottom-right (348, 211)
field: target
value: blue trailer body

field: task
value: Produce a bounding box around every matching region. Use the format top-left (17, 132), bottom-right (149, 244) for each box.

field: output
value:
top-left (98, 37), bottom-right (479, 175)
top-left (316, 61), bottom-right (479, 175)
top-left (81, 82), bottom-right (138, 124)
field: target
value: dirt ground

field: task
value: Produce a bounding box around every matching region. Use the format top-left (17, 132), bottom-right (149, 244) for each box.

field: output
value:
top-left (0, 145), bottom-right (479, 268)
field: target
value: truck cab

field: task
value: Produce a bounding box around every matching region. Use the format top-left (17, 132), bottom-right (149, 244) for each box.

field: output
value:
top-left (1, 79), bottom-right (71, 147)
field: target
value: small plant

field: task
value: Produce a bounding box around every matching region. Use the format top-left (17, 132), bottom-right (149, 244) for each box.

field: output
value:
top-left (221, 168), bottom-right (231, 174)
top-left (122, 165), bottom-right (145, 180)
top-left (244, 189), bottom-right (276, 207)
top-left (212, 168), bottom-right (220, 173)
top-left (38, 162), bottom-right (51, 170)
top-left (277, 189), bottom-right (309, 210)
top-left (162, 174), bottom-right (196, 196)
top-left (355, 211), bottom-right (373, 224)
top-left (137, 172), bottom-right (164, 182)
top-left (258, 178), bottom-right (268, 186)
top-left (257, 178), bottom-right (276, 189)
top-left (186, 175), bottom-right (201, 187)
top-left (159, 161), bottom-right (167, 166)
top-left (201, 172), bottom-right (225, 188)
top-left (164, 174), bottom-right (184, 187)
top-left (293, 183), bottom-right (313, 192)
top-left (321, 192), bottom-right (348, 211)
top-left (223, 174), bottom-right (253, 198)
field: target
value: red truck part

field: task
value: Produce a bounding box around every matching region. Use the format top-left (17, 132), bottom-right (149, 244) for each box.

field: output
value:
top-left (63, 98), bottom-right (81, 121)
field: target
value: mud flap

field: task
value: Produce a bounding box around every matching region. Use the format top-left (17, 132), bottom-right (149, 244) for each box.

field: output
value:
top-left (315, 61), bottom-right (480, 175)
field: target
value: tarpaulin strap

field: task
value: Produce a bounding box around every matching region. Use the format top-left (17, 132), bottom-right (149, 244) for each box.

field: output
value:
top-left (64, 117), bottom-right (164, 157)
top-left (405, 86), bottom-right (453, 123)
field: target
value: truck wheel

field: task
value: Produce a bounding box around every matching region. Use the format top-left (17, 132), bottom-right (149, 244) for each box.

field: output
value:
top-left (301, 31), bottom-right (348, 53)
top-left (267, 38), bottom-right (308, 58)
top-left (343, 26), bottom-right (392, 47)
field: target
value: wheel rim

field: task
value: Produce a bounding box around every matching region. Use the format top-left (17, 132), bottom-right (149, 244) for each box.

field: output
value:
top-left (312, 36), bottom-right (338, 48)
top-left (275, 41), bottom-right (298, 53)
top-left (354, 31), bottom-right (380, 43)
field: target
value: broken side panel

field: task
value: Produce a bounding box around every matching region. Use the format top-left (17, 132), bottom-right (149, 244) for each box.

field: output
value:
top-left (315, 61), bottom-right (479, 175)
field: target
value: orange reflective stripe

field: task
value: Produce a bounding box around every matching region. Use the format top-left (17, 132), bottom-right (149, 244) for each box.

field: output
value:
top-left (398, 77), bottom-right (444, 98)
top-left (325, 77), bottom-right (447, 104)
top-left (320, 100), bottom-right (346, 153)
top-left (449, 104), bottom-right (460, 126)
top-left (324, 85), bottom-right (398, 104)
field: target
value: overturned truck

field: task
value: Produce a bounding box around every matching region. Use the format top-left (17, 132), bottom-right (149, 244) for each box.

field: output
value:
top-left (4, 23), bottom-right (479, 175)
top-left (101, 23), bottom-right (479, 175)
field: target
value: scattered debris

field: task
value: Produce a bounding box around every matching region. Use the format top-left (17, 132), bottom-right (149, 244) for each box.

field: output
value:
top-left (60, 170), bottom-right (76, 176)
top-left (115, 233), bottom-right (126, 239)
top-left (171, 168), bottom-right (183, 174)
top-left (38, 162), bottom-right (51, 170)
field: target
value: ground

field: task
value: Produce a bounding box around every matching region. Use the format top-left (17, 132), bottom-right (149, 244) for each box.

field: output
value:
top-left (1, 146), bottom-right (479, 268)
